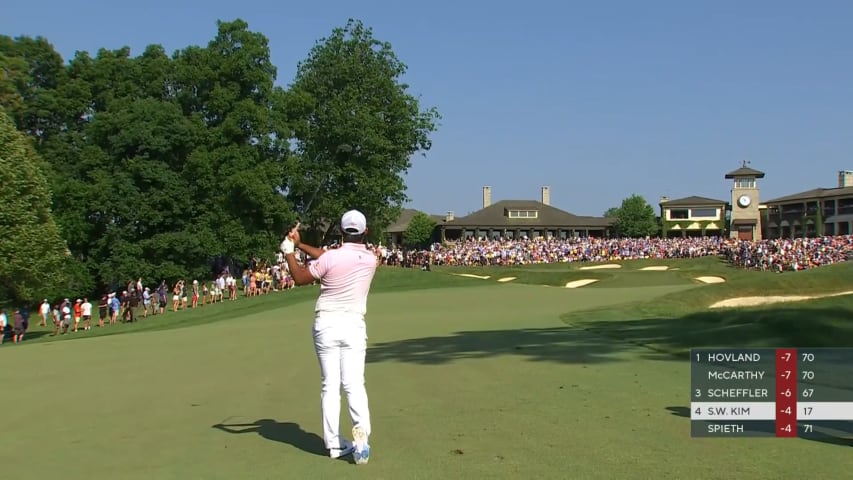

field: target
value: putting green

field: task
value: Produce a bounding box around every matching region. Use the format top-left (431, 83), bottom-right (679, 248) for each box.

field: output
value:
top-left (2, 279), bottom-right (852, 478)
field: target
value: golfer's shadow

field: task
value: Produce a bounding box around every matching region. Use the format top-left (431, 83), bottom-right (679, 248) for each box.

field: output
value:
top-left (212, 419), bottom-right (328, 457)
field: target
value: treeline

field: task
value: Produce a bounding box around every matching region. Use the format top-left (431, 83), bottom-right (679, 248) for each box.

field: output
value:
top-left (0, 18), bottom-right (439, 305)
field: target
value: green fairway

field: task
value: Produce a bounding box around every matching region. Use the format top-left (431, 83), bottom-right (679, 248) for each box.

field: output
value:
top-left (3, 260), bottom-right (853, 479)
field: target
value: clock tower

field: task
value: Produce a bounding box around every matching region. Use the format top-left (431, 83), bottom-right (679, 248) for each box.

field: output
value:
top-left (725, 161), bottom-right (765, 241)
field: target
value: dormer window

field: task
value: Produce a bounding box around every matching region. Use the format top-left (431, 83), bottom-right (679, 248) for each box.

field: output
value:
top-left (508, 209), bottom-right (538, 218)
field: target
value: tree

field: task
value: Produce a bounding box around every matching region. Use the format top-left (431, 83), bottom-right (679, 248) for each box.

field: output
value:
top-left (167, 19), bottom-right (296, 270)
top-left (614, 194), bottom-right (658, 238)
top-left (3, 18), bottom-right (441, 292)
top-left (285, 19), bottom-right (440, 243)
top-left (3, 21), bottom-right (297, 292)
top-left (0, 109), bottom-right (69, 305)
top-left (0, 35), bottom-right (66, 143)
top-left (0, 48), bottom-right (28, 115)
top-left (603, 207), bottom-right (619, 218)
top-left (402, 212), bottom-right (437, 248)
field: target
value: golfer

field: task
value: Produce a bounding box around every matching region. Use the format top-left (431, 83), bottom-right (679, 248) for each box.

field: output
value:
top-left (282, 210), bottom-right (378, 464)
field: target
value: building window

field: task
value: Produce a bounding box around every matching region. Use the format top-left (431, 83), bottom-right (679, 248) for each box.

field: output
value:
top-left (806, 202), bottom-right (819, 215)
top-left (691, 208), bottom-right (717, 218)
top-left (781, 204), bottom-right (805, 216)
top-left (668, 209), bottom-right (689, 220)
top-left (508, 210), bottom-right (538, 218)
top-left (734, 177), bottom-right (756, 189)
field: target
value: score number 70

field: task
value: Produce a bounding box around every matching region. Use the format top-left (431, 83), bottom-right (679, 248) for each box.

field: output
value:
top-left (780, 370), bottom-right (816, 381)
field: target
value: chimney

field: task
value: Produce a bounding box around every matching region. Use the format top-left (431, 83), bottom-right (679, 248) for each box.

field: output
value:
top-left (482, 186), bottom-right (492, 208)
top-left (445, 211), bottom-right (454, 222)
top-left (839, 170), bottom-right (853, 188)
top-left (541, 186), bottom-right (550, 205)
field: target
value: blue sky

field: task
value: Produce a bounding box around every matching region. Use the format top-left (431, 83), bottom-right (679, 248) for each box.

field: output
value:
top-left (3, 0), bottom-right (852, 217)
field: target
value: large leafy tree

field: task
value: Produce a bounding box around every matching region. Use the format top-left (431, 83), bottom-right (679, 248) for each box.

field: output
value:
top-left (2, 18), bottom-right (438, 293)
top-left (0, 109), bottom-right (70, 305)
top-left (169, 19), bottom-right (295, 271)
top-left (614, 194), bottom-right (659, 238)
top-left (3, 21), bottom-right (296, 292)
top-left (285, 19), bottom-right (440, 243)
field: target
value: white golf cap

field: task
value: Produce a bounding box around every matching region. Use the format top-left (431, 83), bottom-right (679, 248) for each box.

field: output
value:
top-left (340, 210), bottom-right (367, 234)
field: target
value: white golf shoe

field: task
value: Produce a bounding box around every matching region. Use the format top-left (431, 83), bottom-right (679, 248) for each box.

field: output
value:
top-left (352, 426), bottom-right (370, 465)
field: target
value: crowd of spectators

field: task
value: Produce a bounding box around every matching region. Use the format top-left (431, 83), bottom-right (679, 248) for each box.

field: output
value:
top-left (0, 255), bottom-right (300, 345)
top-left (722, 236), bottom-right (853, 272)
top-left (4, 235), bottom-right (850, 345)
top-left (377, 235), bottom-right (853, 272)
top-left (378, 236), bottom-right (724, 267)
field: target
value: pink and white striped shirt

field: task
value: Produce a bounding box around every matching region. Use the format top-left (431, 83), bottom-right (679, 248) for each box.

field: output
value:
top-left (308, 242), bottom-right (378, 316)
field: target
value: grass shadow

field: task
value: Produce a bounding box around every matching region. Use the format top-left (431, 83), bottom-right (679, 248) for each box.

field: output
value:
top-left (568, 304), bottom-right (853, 360)
top-left (801, 429), bottom-right (853, 447)
top-left (666, 406), bottom-right (689, 418)
top-left (1, 329), bottom-right (53, 344)
top-left (367, 326), bottom-right (635, 365)
top-left (212, 419), bottom-right (328, 457)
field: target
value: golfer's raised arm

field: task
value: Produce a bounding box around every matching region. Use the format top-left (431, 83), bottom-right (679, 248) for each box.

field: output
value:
top-left (296, 242), bottom-right (325, 261)
top-left (283, 250), bottom-right (315, 286)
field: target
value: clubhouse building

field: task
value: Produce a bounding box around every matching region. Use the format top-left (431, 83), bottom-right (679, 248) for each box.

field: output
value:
top-left (761, 170), bottom-right (853, 238)
top-left (658, 195), bottom-right (728, 238)
top-left (387, 167), bottom-right (853, 246)
top-left (659, 165), bottom-right (853, 241)
top-left (385, 186), bottom-right (614, 245)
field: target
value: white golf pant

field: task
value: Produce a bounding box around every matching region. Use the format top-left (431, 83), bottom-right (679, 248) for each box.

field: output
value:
top-left (313, 311), bottom-right (371, 449)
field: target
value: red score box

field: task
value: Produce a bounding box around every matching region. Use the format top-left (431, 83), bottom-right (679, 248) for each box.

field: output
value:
top-left (775, 348), bottom-right (798, 437)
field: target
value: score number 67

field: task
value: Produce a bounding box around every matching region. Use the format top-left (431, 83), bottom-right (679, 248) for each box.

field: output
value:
top-left (778, 388), bottom-right (814, 398)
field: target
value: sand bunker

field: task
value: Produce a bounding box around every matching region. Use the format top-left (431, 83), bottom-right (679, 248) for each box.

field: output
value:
top-left (710, 290), bottom-right (853, 309)
top-left (565, 279), bottom-right (599, 288)
top-left (497, 277), bottom-right (517, 283)
top-left (452, 273), bottom-right (490, 280)
top-left (695, 276), bottom-right (726, 284)
top-left (640, 266), bottom-right (669, 271)
top-left (579, 264), bottom-right (621, 270)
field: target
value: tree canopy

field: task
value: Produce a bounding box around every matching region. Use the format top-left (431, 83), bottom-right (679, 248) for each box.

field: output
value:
top-left (603, 207), bottom-right (619, 218)
top-left (0, 109), bottom-right (70, 306)
top-left (609, 194), bottom-right (659, 238)
top-left (402, 212), bottom-right (437, 248)
top-left (284, 19), bottom-right (440, 244)
top-left (0, 18), bottom-right (439, 297)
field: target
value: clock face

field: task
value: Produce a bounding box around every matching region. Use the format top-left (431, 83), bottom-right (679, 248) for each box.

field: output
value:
top-left (737, 195), bottom-right (751, 208)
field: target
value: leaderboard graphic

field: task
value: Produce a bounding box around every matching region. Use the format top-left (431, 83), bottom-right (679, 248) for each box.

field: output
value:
top-left (690, 348), bottom-right (853, 438)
